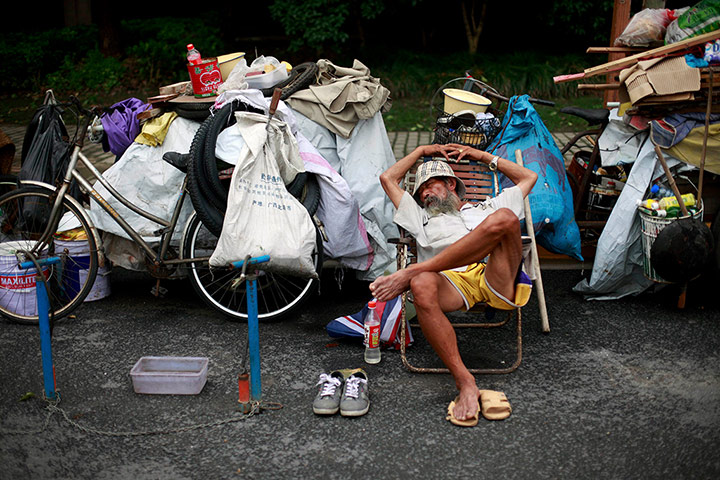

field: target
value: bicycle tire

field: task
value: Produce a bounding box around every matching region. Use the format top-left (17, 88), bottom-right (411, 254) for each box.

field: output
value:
top-left (187, 115), bottom-right (226, 237)
top-left (259, 61), bottom-right (319, 99)
top-left (202, 102), bottom-right (238, 205)
top-left (301, 172), bottom-right (321, 216)
top-left (0, 185), bottom-right (98, 324)
top-left (286, 172), bottom-right (308, 198)
top-left (279, 62), bottom-right (319, 100)
top-left (181, 212), bottom-right (322, 321)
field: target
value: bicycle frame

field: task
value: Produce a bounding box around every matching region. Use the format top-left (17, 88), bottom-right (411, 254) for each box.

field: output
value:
top-left (31, 119), bottom-right (207, 270)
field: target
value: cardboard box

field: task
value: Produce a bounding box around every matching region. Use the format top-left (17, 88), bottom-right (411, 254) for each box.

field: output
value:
top-left (619, 56), bottom-right (701, 105)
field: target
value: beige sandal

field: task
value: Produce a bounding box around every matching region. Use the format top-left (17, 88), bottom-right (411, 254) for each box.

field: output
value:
top-left (479, 390), bottom-right (512, 420)
top-left (446, 397), bottom-right (480, 427)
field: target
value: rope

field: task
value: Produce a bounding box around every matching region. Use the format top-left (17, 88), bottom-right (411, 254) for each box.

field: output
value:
top-left (0, 395), bottom-right (282, 437)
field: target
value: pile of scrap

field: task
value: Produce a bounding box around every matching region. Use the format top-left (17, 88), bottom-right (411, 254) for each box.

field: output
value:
top-left (554, 29), bottom-right (720, 116)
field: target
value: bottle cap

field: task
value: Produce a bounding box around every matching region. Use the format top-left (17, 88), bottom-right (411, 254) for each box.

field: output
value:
top-left (187, 44), bottom-right (194, 50)
top-left (651, 184), bottom-right (659, 195)
top-left (368, 300), bottom-right (377, 308)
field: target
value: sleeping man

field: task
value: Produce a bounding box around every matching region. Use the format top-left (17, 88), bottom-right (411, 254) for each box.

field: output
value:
top-left (369, 143), bottom-right (537, 425)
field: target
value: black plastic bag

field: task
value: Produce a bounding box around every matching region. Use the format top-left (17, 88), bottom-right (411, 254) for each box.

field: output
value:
top-left (20, 103), bottom-right (71, 185)
top-left (18, 103), bottom-right (80, 229)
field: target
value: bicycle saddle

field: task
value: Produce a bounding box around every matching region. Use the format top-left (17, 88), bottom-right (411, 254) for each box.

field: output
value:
top-left (162, 151), bottom-right (190, 173)
top-left (559, 106), bottom-right (610, 126)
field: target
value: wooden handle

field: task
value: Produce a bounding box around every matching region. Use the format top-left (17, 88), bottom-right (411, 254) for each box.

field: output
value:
top-left (269, 88), bottom-right (282, 116)
top-left (654, 145), bottom-right (689, 217)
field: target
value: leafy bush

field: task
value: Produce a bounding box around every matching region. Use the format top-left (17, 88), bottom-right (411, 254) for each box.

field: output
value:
top-left (45, 49), bottom-right (125, 92)
top-left (121, 17), bottom-right (225, 85)
top-left (0, 26), bottom-right (99, 91)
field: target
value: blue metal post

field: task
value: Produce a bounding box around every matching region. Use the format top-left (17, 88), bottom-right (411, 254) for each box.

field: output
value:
top-left (36, 278), bottom-right (56, 400)
top-left (246, 277), bottom-right (261, 402)
top-left (230, 255), bottom-right (270, 405)
top-left (20, 256), bottom-right (62, 401)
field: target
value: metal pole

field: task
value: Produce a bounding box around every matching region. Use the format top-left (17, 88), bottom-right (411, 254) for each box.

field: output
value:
top-left (231, 255), bottom-right (270, 407)
top-left (36, 277), bottom-right (57, 400)
top-left (247, 276), bottom-right (261, 402)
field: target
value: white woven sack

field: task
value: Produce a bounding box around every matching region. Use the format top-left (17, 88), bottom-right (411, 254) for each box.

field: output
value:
top-left (209, 112), bottom-right (316, 278)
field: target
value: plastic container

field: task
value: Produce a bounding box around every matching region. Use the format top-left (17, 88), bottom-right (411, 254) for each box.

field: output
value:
top-left (218, 52), bottom-right (246, 81)
top-left (186, 44), bottom-right (202, 65)
top-left (55, 239), bottom-right (111, 302)
top-left (245, 66), bottom-right (289, 90)
top-left (130, 356), bottom-right (209, 395)
top-left (364, 300), bottom-right (381, 364)
top-left (0, 241), bottom-right (49, 316)
top-left (639, 202), bottom-right (704, 283)
top-left (443, 88), bottom-right (492, 114)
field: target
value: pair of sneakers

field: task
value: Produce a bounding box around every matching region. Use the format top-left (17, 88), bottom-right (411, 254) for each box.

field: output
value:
top-left (312, 370), bottom-right (369, 417)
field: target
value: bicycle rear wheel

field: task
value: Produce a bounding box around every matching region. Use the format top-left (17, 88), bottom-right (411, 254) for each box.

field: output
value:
top-left (182, 212), bottom-right (322, 321)
top-left (0, 186), bottom-right (98, 324)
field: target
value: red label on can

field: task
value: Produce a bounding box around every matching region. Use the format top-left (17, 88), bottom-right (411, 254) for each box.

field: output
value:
top-left (187, 59), bottom-right (223, 97)
top-left (0, 268), bottom-right (49, 290)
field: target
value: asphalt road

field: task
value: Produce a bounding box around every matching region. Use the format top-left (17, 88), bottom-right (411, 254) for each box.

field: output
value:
top-left (1, 266), bottom-right (719, 479)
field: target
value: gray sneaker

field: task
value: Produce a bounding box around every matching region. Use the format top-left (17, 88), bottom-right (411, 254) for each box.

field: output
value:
top-left (312, 371), bottom-right (344, 415)
top-left (340, 371), bottom-right (369, 417)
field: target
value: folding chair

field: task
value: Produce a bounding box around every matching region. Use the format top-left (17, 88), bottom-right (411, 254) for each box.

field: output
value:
top-left (395, 150), bottom-right (549, 375)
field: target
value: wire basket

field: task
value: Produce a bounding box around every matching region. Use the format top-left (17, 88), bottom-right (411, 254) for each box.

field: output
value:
top-left (432, 107), bottom-right (502, 150)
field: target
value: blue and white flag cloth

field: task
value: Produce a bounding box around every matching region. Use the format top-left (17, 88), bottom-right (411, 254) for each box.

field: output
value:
top-left (326, 295), bottom-right (413, 349)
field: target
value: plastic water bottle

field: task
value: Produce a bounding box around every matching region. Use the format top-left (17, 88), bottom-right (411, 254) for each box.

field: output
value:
top-left (651, 184), bottom-right (672, 199)
top-left (364, 300), bottom-right (381, 364)
top-left (186, 44), bottom-right (202, 65)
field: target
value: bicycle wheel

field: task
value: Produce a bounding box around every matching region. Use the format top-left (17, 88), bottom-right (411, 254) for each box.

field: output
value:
top-left (0, 186), bottom-right (98, 324)
top-left (182, 212), bottom-right (322, 321)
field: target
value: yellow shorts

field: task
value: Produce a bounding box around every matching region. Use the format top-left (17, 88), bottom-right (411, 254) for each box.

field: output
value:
top-left (440, 263), bottom-right (532, 311)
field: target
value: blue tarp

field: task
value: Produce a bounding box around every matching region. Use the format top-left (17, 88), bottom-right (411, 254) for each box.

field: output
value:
top-left (488, 95), bottom-right (583, 261)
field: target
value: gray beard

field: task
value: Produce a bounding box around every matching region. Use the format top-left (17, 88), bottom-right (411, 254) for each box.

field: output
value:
top-left (424, 193), bottom-right (461, 216)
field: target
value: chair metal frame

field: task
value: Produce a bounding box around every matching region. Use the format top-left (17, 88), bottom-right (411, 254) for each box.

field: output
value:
top-left (395, 152), bottom-right (546, 375)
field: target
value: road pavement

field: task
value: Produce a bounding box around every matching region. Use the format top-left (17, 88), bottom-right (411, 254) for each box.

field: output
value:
top-left (1, 266), bottom-right (718, 479)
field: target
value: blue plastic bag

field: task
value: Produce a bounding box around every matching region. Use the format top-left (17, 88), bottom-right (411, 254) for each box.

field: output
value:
top-left (488, 95), bottom-right (583, 261)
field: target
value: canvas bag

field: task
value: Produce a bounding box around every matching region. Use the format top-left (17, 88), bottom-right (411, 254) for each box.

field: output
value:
top-left (209, 111), bottom-right (317, 278)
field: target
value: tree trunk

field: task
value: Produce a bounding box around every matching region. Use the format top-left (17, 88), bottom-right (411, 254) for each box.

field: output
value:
top-left (93, 1), bottom-right (122, 57)
top-left (461, 0), bottom-right (487, 55)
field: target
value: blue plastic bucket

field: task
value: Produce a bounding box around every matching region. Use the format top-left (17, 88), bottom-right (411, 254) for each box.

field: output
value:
top-left (55, 239), bottom-right (110, 302)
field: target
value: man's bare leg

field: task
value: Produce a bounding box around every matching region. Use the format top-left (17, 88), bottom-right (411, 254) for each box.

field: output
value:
top-left (409, 272), bottom-right (480, 421)
top-left (370, 208), bottom-right (520, 302)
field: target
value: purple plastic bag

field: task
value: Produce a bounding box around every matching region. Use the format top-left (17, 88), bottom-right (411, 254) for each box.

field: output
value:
top-left (100, 98), bottom-right (150, 157)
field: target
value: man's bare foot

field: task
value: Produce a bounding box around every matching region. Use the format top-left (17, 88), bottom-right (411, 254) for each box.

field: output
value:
top-left (452, 383), bottom-right (481, 421)
top-left (369, 269), bottom-right (413, 302)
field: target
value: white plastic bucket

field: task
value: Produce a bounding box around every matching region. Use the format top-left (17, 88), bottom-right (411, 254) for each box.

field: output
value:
top-left (55, 239), bottom-right (111, 302)
top-left (0, 241), bottom-right (49, 316)
top-left (443, 88), bottom-right (492, 114)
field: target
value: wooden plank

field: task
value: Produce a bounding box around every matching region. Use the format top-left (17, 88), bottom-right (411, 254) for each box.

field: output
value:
top-left (586, 46), bottom-right (649, 53)
top-left (585, 29), bottom-right (720, 77)
top-left (578, 83), bottom-right (621, 90)
top-left (555, 30), bottom-right (720, 84)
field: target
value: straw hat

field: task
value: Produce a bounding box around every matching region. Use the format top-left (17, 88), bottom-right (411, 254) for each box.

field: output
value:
top-left (412, 160), bottom-right (465, 203)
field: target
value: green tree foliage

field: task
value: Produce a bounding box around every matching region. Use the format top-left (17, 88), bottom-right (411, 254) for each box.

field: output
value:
top-left (269, 0), bottom-right (385, 52)
top-left (545, 0), bottom-right (615, 45)
top-left (122, 17), bottom-right (224, 85)
top-left (0, 26), bottom-right (98, 91)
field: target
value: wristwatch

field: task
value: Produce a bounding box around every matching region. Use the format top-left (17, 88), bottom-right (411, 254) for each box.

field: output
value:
top-left (488, 155), bottom-right (499, 171)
